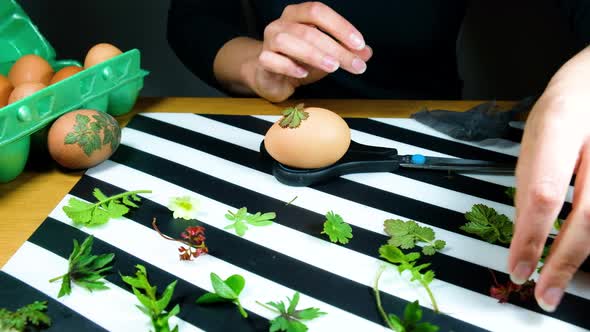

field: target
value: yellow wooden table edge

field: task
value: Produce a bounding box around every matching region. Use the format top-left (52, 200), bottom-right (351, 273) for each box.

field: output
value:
top-left (0, 97), bottom-right (517, 268)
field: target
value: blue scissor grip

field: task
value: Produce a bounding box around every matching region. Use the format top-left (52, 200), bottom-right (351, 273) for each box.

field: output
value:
top-left (411, 154), bottom-right (426, 165)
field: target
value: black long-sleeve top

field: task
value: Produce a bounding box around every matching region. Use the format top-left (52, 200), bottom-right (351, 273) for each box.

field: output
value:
top-left (167, 0), bottom-right (590, 99)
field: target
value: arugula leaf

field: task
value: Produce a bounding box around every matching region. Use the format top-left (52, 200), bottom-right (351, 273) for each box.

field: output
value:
top-left (460, 204), bottom-right (513, 244)
top-left (121, 264), bottom-right (180, 332)
top-left (0, 301), bottom-right (51, 332)
top-left (224, 207), bottom-right (275, 236)
top-left (196, 273), bottom-right (248, 318)
top-left (257, 292), bottom-right (326, 332)
top-left (379, 245), bottom-right (439, 313)
top-left (321, 211), bottom-right (353, 244)
top-left (62, 188), bottom-right (151, 227)
top-left (373, 266), bottom-right (439, 332)
top-left (384, 219), bottom-right (446, 256)
top-left (49, 235), bottom-right (114, 298)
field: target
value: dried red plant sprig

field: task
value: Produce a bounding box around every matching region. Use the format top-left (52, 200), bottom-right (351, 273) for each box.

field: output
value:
top-left (489, 269), bottom-right (535, 303)
top-left (152, 218), bottom-right (209, 261)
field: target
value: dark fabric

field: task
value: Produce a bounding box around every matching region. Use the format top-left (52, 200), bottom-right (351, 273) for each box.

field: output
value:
top-left (167, 1), bottom-right (590, 99)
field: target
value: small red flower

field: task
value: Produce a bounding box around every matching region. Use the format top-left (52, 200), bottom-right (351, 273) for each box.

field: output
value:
top-left (489, 270), bottom-right (535, 303)
top-left (152, 218), bottom-right (209, 261)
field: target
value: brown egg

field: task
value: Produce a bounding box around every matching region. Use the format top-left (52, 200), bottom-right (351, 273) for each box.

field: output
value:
top-left (48, 109), bottom-right (121, 169)
top-left (84, 43), bottom-right (123, 68)
top-left (50, 66), bottom-right (83, 84)
top-left (8, 82), bottom-right (46, 104)
top-left (8, 54), bottom-right (54, 86)
top-left (264, 105), bottom-right (351, 169)
top-left (0, 74), bottom-right (13, 108)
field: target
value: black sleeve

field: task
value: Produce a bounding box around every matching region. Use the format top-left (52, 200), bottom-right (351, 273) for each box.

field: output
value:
top-left (166, 0), bottom-right (254, 92)
top-left (553, 0), bottom-right (590, 48)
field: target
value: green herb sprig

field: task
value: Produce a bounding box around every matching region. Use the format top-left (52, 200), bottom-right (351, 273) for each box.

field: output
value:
top-left (384, 219), bottom-right (445, 256)
top-left (196, 273), bottom-right (248, 318)
top-left (321, 211), bottom-right (353, 245)
top-left (373, 266), bottom-right (439, 332)
top-left (224, 207), bottom-right (275, 236)
top-left (460, 204), bottom-right (513, 244)
top-left (257, 291), bottom-right (326, 332)
top-left (63, 188), bottom-right (151, 227)
top-left (379, 245), bottom-right (438, 313)
top-left (49, 235), bottom-right (114, 298)
top-left (121, 264), bottom-right (180, 332)
top-left (0, 301), bottom-right (51, 332)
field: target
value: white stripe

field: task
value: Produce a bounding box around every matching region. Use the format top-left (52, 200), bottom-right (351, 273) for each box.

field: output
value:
top-left (83, 160), bottom-right (587, 332)
top-left (2, 242), bottom-right (203, 332)
top-left (47, 194), bottom-right (385, 332)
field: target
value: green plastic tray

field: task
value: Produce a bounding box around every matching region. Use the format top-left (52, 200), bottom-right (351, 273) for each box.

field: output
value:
top-left (0, 0), bottom-right (148, 183)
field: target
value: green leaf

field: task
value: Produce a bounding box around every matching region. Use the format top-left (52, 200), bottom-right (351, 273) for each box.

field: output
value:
top-left (384, 219), bottom-right (445, 254)
top-left (225, 207), bottom-right (275, 236)
top-left (422, 246), bottom-right (436, 256)
top-left (387, 314), bottom-right (405, 332)
top-left (195, 293), bottom-right (226, 304)
top-left (211, 273), bottom-right (238, 300)
top-left (414, 323), bottom-right (440, 332)
top-left (62, 188), bottom-right (150, 227)
top-left (225, 275), bottom-right (246, 295)
top-left (422, 270), bottom-right (435, 285)
top-left (505, 187), bottom-right (516, 201)
top-left (287, 291), bottom-right (300, 315)
top-left (260, 292), bottom-right (326, 332)
top-left (321, 211), bottom-right (353, 244)
top-left (293, 307), bottom-right (326, 320)
top-left (51, 235), bottom-right (113, 299)
top-left (0, 301), bottom-right (52, 331)
top-left (379, 245), bottom-right (407, 264)
top-left (461, 204), bottom-right (513, 244)
top-left (121, 265), bottom-right (180, 332)
top-left (403, 300), bottom-right (422, 324)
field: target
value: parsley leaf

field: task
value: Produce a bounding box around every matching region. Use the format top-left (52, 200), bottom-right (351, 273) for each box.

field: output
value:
top-left (384, 219), bottom-right (446, 256)
top-left (460, 204), bottom-right (513, 244)
top-left (63, 188), bottom-right (151, 227)
top-left (196, 273), bottom-right (248, 318)
top-left (379, 245), bottom-right (439, 313)
top-left (49, 235), bottom-right (114, 298)
top-left (0, 301), bottom-right (51, 332)
top-left (321, 211), bottom-right (353, 244)
top-left (257, 292), bottom-right (326, 332)
top-left (224, 207), bottom-right (275, 236)
top-left (121, 264), bottom-right (180, 332)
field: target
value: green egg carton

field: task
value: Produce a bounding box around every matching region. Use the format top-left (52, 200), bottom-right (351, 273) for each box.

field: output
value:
top-left (0, 0), bottom-right (149, 183)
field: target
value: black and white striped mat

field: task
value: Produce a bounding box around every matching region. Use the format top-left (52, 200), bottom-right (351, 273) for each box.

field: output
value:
top-left (2, 112), bottom-right (588, 332)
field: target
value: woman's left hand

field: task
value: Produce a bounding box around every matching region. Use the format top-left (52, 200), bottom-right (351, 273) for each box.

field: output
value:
top-left (509, 46), bottom-right (590, 312)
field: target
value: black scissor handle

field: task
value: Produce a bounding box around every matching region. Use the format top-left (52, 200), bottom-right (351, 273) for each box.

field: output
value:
top-left (259, 140), bottom-right (402, 187)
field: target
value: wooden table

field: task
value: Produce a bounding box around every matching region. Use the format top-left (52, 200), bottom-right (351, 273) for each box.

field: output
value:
top-left (0, 97), bottom-right (515, 267)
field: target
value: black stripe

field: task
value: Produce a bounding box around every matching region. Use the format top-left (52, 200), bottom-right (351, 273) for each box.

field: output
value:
top-left (0, 271), bottom-right (106, 332)
top-left (108, 140), bottom-right (589, 329)
top-left (71, 174), bottom-right (485, 332)
top-left (27, 217), bottom-right (268, 332)
top-left (198, 114), bottom-right (573, 220)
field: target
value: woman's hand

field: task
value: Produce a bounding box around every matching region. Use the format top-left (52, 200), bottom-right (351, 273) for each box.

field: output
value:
top-left (509, 46), bottom-right (590, 312)
top-left (240, 2), bottom-right (372, 102)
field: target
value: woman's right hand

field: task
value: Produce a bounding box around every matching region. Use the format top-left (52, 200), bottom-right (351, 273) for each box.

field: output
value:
top-left (242, 2), bottom-right (372, 102)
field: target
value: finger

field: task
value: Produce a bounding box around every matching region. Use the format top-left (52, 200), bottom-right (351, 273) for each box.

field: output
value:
top-left (509, 97), bottom-right (584, 285)
top-left (287, 23), bottom-right (367, 74)
top-left (258, 50), bottom-right (309, 79)
top-left (535, 143), bottom-right (590, 312)
top-left (267, 32), bottom-right (339, 73)
top-left (281, 2), bottom-right (366, 51)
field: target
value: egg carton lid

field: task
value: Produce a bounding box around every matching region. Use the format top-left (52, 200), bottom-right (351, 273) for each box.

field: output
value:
top-left (0, 0), bottom-right (56, 65)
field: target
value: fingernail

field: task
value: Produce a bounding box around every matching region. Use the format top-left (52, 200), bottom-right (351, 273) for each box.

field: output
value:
top-left (351, 58), bottom-right (366, 74)
top-left (538, 287), bottom-right (564, 312)
top-left (349, 33), bottom-right (365, 50)
top-left (294, 66), bottom-right (308, 78)
top-left (510, 262), bottom-right (534, 285)
top-left (321, 56), bottom-right (339, 72)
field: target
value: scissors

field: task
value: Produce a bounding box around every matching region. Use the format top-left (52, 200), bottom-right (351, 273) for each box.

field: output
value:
top-left (259, 140), bottom-right (515, 187)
